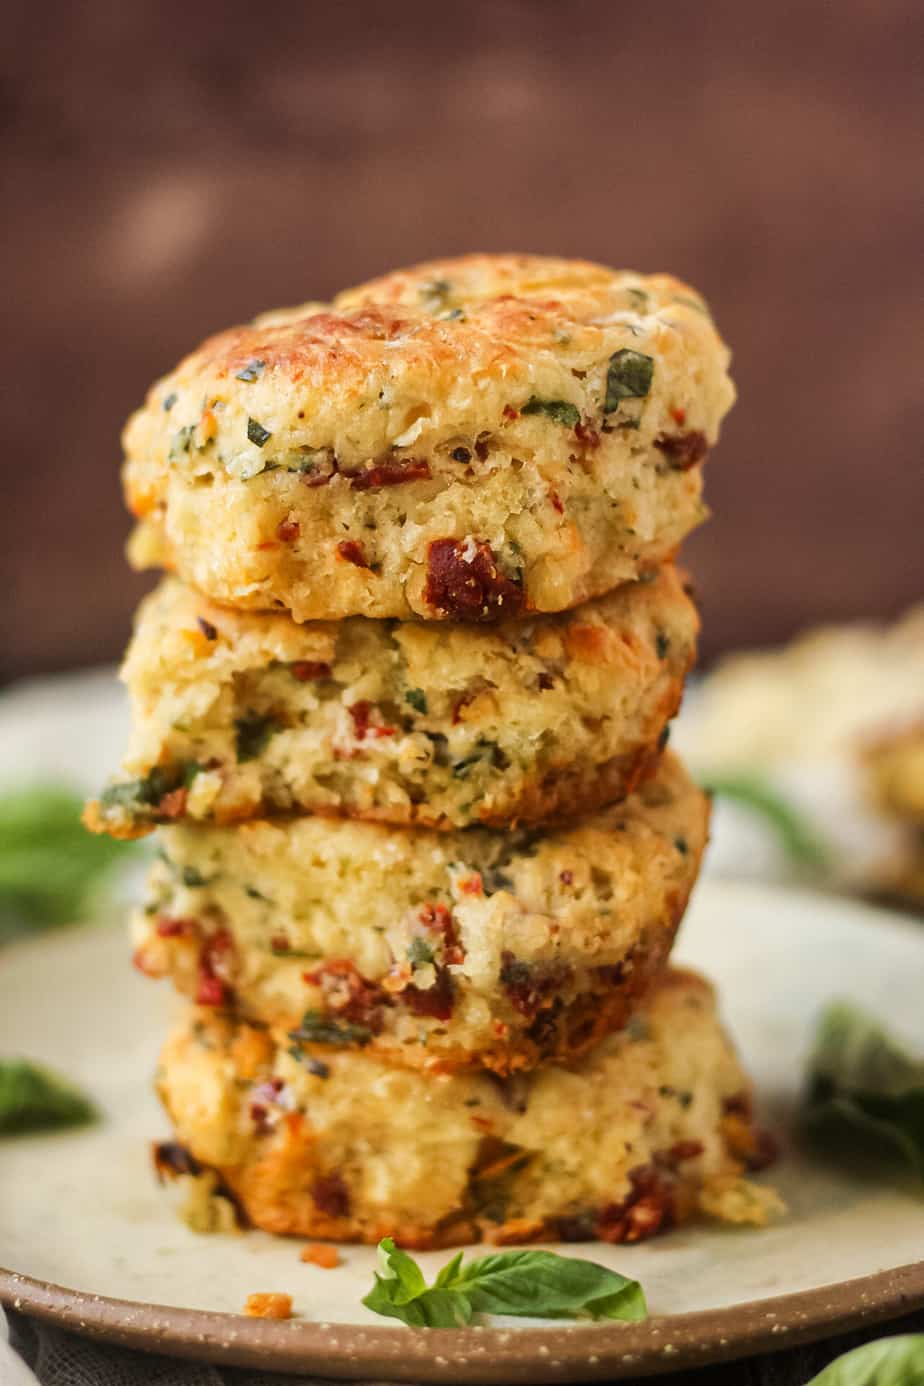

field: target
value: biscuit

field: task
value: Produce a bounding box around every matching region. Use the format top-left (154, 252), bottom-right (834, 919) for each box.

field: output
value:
top-left (85, 565), bottom-right (696, 837)
top-left (124, 254), bottom-right (734, 621)
top-left (155, 968), bottom-right (781, 1247)
top-left (132, 754), bottom-right (708, 1074)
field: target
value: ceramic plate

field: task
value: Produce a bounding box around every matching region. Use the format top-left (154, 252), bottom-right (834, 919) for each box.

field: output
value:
top-left (2, 879), bottom-right (923, 1382)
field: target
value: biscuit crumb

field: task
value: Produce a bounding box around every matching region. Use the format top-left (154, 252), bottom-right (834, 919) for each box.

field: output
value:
top-left (300, 1243), bottom-right (340, 1269)
top-left (244, 1292), bottom-right (293, 1319)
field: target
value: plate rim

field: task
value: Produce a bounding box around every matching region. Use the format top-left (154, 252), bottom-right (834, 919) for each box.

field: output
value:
top-left (4, 880), bottom-right (924, 1380)
top-left (4, 1260), bottom-right (924, 1383)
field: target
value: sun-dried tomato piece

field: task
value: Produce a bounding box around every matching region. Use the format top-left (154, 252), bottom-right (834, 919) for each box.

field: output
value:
top-left (303, 959), bottom-right (384, 1030)
top-left (311, 1172), bottom-right (351, 1218)
top-left (158, 787), bottom-right (188, 819)
top-left (344, 458), bottom-right (431, 490)
top-left (195, 929), bottom-right (234, 1007)
top-left (723, 1090), bottom-right (754, 1119)
top-left (291, 660), bottom-right (332, 681)
top-left (301, 1243), bottom-right (340, 1268)
top-left (667, 1139), bottom-right (705, 1163)
top-left (336, 540), bottom-right (370, 568)
top-left (418, 902), bottom-right (464, 965)
top-left (500, 952), bottom-right (572, 1019)
top-left (244, 1292), bottom-right (292, 1319)
top-left (404, 967), bottom-right (455, 1020)
top-left (654, 430), bottom-right (709, 470)
top-left (347, 700), bottom-right (396, 741)
top-left (595, 1166), bottom-right (675, 1244)
top-left (424, 539), bottom-right (523, 622)
top-left (277, 519), bottom-right (301, 542)
top-left (156, 916), bottom-right (195, 938)
top-left (745, 1128), bottom-right (780, 1172)
top-left (574, 421), bottom-right (601, 448)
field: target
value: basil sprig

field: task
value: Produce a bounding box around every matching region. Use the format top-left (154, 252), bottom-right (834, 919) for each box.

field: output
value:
top-left (0, 1059), bottom-right (97, 1135)
top-left (806, 1334), bottom-right (924, 1384)
top-left (700, 772), bottom-right (830, 868)
top-left (0, 785), bottom-right (132, 937)
top-left (803, 1002), bottom-right (924, 1179)
top-left (363, 1238), bottom-right (647, 1327)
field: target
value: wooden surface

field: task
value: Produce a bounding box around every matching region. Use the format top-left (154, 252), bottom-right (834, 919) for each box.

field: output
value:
top-left (3, 0), bottom-right (923, 680)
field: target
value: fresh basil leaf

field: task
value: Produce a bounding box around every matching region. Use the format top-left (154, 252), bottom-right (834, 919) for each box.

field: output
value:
top-left (0, 785), bottom-right (132, 935)
top-left (520, 397), bottom-right (580, 428)
top-left (362, 1239), bottom-right (646, 1326)
top-left (362, 1238), bottom-right (473, 1326)
top-left (443, 1249), bottom-right (647, 1322)
top-left (806, 1334), bottom-right (924, 1384)
top-left (604, 349), bottom-right (654, 411)
top-left (0, 1059), bottom-right (97, 1135)
top-left (405, 688), bottom-right (428, 714)
top-left (701, 773), bottom-right (830, 868)
top-left (364, 1277), bottom-right (471, 1327)
top-left (804, 1002), bottom-right (924, 1178)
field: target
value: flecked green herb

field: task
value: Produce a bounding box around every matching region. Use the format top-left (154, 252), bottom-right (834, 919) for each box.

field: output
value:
top-left (603, 349), bottom-right (654, 412)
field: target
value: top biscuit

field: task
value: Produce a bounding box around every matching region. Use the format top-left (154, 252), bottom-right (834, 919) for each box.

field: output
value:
top-left (125, 254), bottom-right (734, 622)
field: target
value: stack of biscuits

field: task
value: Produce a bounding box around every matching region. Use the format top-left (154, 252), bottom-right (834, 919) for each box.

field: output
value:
top-left (86, 255), bottom-right (780, 1248)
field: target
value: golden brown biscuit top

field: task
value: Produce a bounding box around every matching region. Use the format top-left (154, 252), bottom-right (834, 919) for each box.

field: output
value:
top-left (124, 254), bottom-right (733, 475)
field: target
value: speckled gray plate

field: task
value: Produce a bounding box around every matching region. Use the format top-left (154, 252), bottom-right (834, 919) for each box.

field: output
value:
top-left (2, 879), bottom-right (923, 1382)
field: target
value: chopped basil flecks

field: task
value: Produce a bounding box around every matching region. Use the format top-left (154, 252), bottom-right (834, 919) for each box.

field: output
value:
top-left (246, 417), bottom-right (272, 448)
top-left (405, 689), bottom-right (428, 715)
top-left (452, 739), bottom-right (500, 779)
top-left (520, 397), bottom-right (581, 429)
top-left (290, 1012), bottom-right (373, 1046)
top-left (181, 866), bottom-right (207, 888)
top-left (235, 359), bottom-right (266, 382)
top-left (169, 424), bottom-right (196, 459)
top-left (604, 350), bottom-right (654, 412)
top-left (407, 937), bottom-right (435, 966)
top-left (162, 392), bottom-right (177, 412)
top-left (101, 767), bottom-right (175, 811)
top-left (234, 712), bottom-right (281, 762)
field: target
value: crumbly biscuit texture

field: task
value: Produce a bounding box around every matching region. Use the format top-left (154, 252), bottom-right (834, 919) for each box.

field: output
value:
top-left (124, 254), bottom-right (734, 620)
top-left (132, 754), bottom-right (709, 1073)
top-left (155, 969), bottom-right (782, 1247)
top-left (85, 565), bottom-right (697, 837)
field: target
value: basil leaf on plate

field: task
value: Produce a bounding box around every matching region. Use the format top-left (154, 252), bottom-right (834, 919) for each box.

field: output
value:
top-left (0, 785), bottom-right (131, 936)
top-left (444, 1248), bottom-right (647, 1321)
top-left (806, 1334), bottom-right (924, 1384)
top-left (363, 1239), bottom-right (471, 1326)
top-left (804, 1002), bottom-right (924, 1178)
top-left (362, 1238), bottom-right (647, 1326)
top-left (700, 772), bottom-right (830, 868)
top-left (0, 1059), bottom-right (97, 1135)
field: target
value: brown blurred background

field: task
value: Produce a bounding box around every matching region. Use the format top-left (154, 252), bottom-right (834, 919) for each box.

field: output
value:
top-left (3, 0), bottom-right (922, 682)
